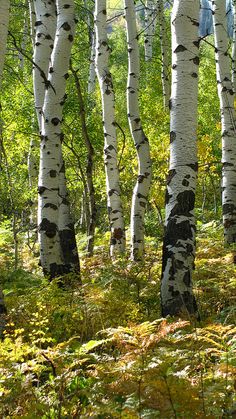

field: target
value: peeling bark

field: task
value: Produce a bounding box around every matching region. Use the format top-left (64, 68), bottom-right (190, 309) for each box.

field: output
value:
top-left (212, 0), bottom-right (236, 243)
top-left (95, 0), bottom-right (125, 257)
top-left (161, 0), bottom-right (200, 318)
top-left (124, 0), bottom-right (152, 261)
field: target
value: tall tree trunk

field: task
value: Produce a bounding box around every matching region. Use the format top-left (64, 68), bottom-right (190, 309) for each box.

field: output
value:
top-left (28, 0), bottom-right (36, 47)
top-left (58, 155), bottom-right (80, 273)
top-left (161, 0), bottom-right (200, 317)
top-left (232, 0), bottom-right (236, 93)
top-left (33, 0), bottom-right (57, 131)
top-left (38, 0), bottom-right (80, 277)
top-left (212, 0), bottom-right (236, 243)
top-left (0, 0), bottom-right (10, 89)
top-left (124, 0), bottom-right (152, 261)
top-left (0, 0), bottom-right (10, 336)
top-left (88, 29), bottom-right (96, 94)
top-left (144, 0), bottom-right (156, 61)
top-left (27, 135), bottom-right (38, 228)
top-left (95, 0), bottom-right (125, 257)
top-left (19, 0), bottom-right (28, 70)
top-left (85, 1), bottom-right (96, 94)
top-left (157, 0), bottom-right (171, 109)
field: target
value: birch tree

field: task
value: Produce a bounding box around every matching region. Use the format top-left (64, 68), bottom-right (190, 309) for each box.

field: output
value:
top-left (37, 0), bottom-right (80, 277)
top-left (124, 0), bottom-right (151, 260)
top-left (27, 134), bottom-right (38, 228)
top-left (0, 0), bottom-right (10, 90)
top-left (144, 0), bottom-right (156, 61)
top-left (0, 0), bottom-right (10, 336)
top-left (232, 0), bottom-right (236, 93)
top-left (157, 0), bottom-right (170, 109)
top-left (95, 0), bottom-right (125, 257)
top-left (33, 0), bottom-right (57, 131)
top-left (212, 0), bottom-right (236, 244)
top-left (161, 0), bottom-right (200, 317)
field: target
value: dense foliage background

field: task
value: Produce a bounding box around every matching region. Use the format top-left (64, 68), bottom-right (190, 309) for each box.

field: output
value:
top-left (0, 0), bottom-right (235, 417)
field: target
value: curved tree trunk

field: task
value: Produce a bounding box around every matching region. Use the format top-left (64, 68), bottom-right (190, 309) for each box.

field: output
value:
top-left (212, 0), bottom-right (236, 243)
top-left (157, 0), bottom-right (171, 109)
top-left (38, 0), bottom-right (80, 277)
top-left (161, 0), bottom-right (200, 317)
top-left (95, 0), bottom-right (125, 257)
top-left (124, 0), bottom-right (152, 261)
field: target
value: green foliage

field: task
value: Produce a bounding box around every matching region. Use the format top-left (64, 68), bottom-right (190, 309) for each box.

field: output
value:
top-left (0, 227), bottom-right (235, 417)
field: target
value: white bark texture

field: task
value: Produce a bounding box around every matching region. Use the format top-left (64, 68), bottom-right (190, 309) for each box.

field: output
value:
top-left (19, 1), bottom-right (28, 69)
top-left (33, 0), bottom-right (57, 131)
top-left (95, 0), bottom-right (125, 257)
top-left (38, 0), bottom-right (80, 277)
top-left (0, 0), bottom-right (9, 336)
top-left (212, 0), bottom-right (236, 243)
top-left (124, 0), bottom-right (151, 261)
top-left (28, 0), bottom-right (36, 47)
top-left (232, 0), bottom-right (236, 93)
top-left (88, 29), bottom-right (96, 94)
top-left (144, 0), bottom-right (156, 61)
top-left (0, 0), bottom-right (10, 90)
top-left (161, 0), bottom-right (200, 317)
top-left (28, 136), bottom-right (38, 227)
top-left (157, 0), bottom-right (170, 109)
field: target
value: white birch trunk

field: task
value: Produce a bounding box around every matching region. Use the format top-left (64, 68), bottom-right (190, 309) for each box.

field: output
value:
top-left (144, 0), bottom-right (156, 61)
top-left (0, 1), bottom-right (10, 334)
top-left (157, 0), bottom-right (170, 109)
top-left (19, 1), bottom-right (28, 69)
top-left (161, 0), bottom-right (200, 317)
top-left (58, 155), bottom-right (80, 273)
top-left (28, 0), bottom-right (36, 47)
top-left (38, 0), bottom-right (80, 277)
top-left (124, 0), bottom-right (152, 261)
top-left (33, 0), bottom-right (57, 131)
top-left (232, 0), bottom-right (236, 93)
top-left (88, 29), bottom-right (96, 94)
top-left (27, 136), bottom-right (38, 227)
top-left (0, 0), bottom-right (10, 90)
top-left (95, 0), bottom-right (125, 257)
top-left (212, 0), bottom-right (236, 244)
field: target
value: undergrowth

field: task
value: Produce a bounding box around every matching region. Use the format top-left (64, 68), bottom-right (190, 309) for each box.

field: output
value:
top-left (0, 223), bottom-right (235, 418)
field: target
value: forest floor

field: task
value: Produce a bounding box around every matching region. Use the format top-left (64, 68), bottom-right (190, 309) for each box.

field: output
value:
top-left (0, 221), bottom-right (235, 418)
